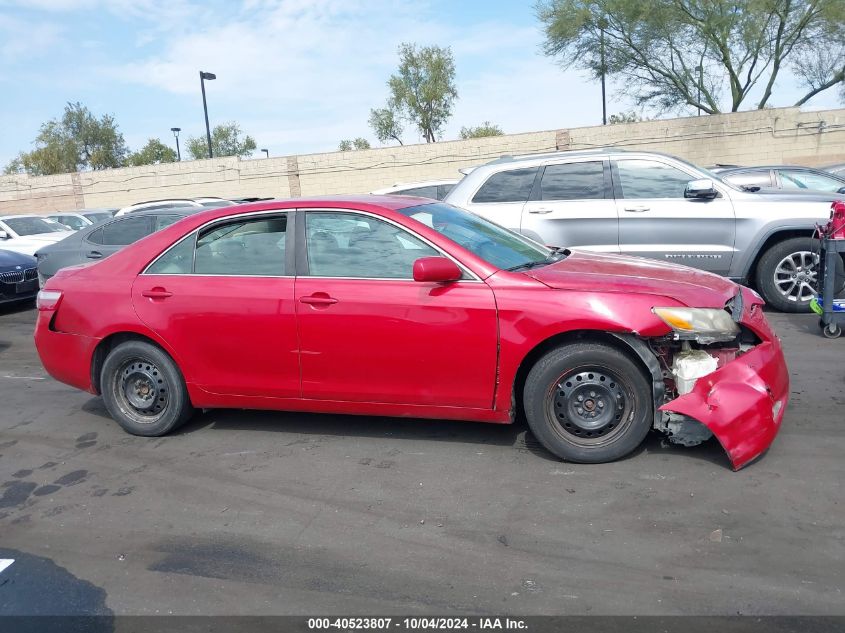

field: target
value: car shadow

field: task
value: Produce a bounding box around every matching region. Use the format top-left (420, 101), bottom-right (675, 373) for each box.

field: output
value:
top-left (0, 299), bottom-right (36, 316)
top-left (80, 397), bottom-right (735, 469)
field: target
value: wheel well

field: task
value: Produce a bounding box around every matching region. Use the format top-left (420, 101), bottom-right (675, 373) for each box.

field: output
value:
top-left (511, 330), bottom-right (655, 422)
top-left (91, 332), bottom-right (165, 395)
top-left (746, 229), bottom-right (814, 284)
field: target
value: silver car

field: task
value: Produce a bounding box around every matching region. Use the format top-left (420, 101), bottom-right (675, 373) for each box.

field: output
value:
top-left (444, 149), bottom-right (845, 312)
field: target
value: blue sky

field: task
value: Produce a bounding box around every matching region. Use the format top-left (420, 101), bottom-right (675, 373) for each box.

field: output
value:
top-left (1, 0), bottom-right (842, 168)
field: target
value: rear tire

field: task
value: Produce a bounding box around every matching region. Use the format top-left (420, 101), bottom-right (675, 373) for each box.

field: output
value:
top-left (755, 237), bottom-right (844, 313)
top-left (522, 342), bottom-right (652, 464)
top-left (100, 340), bottom-right (193, 436)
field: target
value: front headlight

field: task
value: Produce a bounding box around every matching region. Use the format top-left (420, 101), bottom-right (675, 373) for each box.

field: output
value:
top-left (653, 307), bottom-right (740, 342)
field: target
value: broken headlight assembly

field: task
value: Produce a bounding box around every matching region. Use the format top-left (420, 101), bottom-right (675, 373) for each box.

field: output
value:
top-left (652, 307), bottom-right (740, 343)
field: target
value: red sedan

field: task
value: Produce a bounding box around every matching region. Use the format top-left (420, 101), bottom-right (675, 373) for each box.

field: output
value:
top-left (34, 197), bottom-right (788, 469)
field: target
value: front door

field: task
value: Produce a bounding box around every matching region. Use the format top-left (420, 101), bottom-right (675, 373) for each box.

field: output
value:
top-left (612, 158), bottom-right (736, 274)
top-left (295, 210), bottom-right (498, 408)
top-left (132, 212), bottom-right (300, 398)
top-left (521, 159), bottom-right (619, 252)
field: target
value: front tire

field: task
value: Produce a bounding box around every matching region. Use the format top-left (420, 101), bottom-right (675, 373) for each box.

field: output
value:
top-left (755, 237), bottom-right (844, 313)
top-left (100, 340), bottom-right (194, 436)
top-left (523, 342), bottom-right (652, 464)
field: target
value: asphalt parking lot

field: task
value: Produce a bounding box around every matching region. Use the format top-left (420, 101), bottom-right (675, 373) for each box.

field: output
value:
top-left (0, 301), bottom-right (843, 617)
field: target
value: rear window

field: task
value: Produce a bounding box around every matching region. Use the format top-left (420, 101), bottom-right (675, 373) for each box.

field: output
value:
top-left (471, 168), bottom-right (538, 203)
top-left (100, 216), bottom-right (152, 246)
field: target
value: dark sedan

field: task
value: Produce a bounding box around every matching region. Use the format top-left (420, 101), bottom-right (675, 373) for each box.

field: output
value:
top-left (0, 249), bottom-right (39, 305)
top-left (35, 206), bottom-right (203, 283)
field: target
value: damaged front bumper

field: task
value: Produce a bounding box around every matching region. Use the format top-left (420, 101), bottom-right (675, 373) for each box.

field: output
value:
top-left (658, 290), bottom-right (789, 470)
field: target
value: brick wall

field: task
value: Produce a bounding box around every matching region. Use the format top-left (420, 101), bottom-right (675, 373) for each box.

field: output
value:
top-left (2, 106), bottom-right (844, 214)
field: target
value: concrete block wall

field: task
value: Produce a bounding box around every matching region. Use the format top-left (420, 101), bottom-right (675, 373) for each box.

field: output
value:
top-left (2, 106), bottom-right (844, 215)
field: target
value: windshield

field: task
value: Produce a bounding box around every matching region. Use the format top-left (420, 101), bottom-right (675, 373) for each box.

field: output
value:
top-left (3, 217), bottom-right (68, 236)
top-left (397, 202), bottom-right (557, 271)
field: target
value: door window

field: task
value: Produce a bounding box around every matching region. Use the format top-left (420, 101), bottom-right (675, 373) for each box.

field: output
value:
top-left (616, 160), bottom-right (694, 199)
top-left (539, 162), bottom-right (605, 200)
top-left (194, 216), bottom-right (287, 275)
top-left (54, 215), bottom-right (89, 230)
top-left (471, 168), bottom-right (538, 203)
top-left (779, 169), bottom-right (844, 192)
top-left (146, 215), bottom-right (287, 276)
top-left (305, 212), bottom-right (437, 279)
top-left (100, 216), bottom-right (152, 245)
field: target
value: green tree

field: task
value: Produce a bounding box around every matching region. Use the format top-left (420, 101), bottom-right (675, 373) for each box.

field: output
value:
top-left (608, 110), bottom-right (644, 124)
top-left (338, 137), bottom-right (371, 151)
top-left (368, 106), bottom-right (404, 145)
top-left (459, 121), bottom-right (504, 139)
top-left (186, 122), bottom-right (257, 159)
top-left (375, 43), bottom-right (458, 143)
top-left (127, 138), bottom-right (178, 166)
top-left (12, 102), bottom-right (128, 175)
top-left (3, 156), bottom-right (24, 175)
top-left (536, 0), bottom-right (845, 114)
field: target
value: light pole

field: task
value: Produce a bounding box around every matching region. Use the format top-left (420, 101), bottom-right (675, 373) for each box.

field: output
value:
top-left (170, 127), bottom-right (181, 161)
top-left (695, 65), bottom-right (703, 116)
top-left (261, 148), bottom-right (269, 158)
top-left (199, 70), bottom-right (216, 158)
top-left (599, 26), bottom-right (607, 125)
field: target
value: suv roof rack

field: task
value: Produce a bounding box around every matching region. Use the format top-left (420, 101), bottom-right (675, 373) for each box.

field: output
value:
top-left (486, 147), bottom-right (627, 165)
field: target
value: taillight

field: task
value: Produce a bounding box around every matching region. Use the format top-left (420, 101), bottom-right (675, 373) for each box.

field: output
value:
top-left (37, 290), bottom-right (63, 311)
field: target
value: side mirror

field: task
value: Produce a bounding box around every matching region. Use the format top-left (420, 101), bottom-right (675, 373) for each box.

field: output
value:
top-left (413, 256), bottom-right (462, 283)
top-left (837, 186), bottom-right (845, 195)
top-left (0, 230), bottom-right (8, 240)
top-left (685, 178), bottom-right (718, 199)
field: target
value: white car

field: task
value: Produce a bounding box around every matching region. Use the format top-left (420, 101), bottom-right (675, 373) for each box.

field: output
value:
top-left (370, 179), bottom-right (459, 200)
top-left (0, 215), bottom-right (74, 256)
top-left (114, 198), bottom-right (235, 217)
top-left (47, 209), bottom-right (116, 231)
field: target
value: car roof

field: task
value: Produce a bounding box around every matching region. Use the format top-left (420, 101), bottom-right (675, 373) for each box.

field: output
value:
top-left (720, 165), bottom-right (828, 172)
top-left (484, 147), bottom-right (629, 166)
top-left (161, 195), bottom-right (431, 224)
top-left (0, 214), bottom-right (57, 220)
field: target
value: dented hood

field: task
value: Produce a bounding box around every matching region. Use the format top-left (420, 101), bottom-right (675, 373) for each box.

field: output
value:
top-left (528, 250), bottom-right (739, 308)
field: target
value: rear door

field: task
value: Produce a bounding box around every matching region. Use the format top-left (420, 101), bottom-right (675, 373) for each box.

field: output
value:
top-left (612, 157), bottom-right (736, 275)
top-left (132, 212), bottom-right (299, 398)
top-left (521, 159), bottom-right (618, 251)
top-left (460, 167), bottom-right (539, 237)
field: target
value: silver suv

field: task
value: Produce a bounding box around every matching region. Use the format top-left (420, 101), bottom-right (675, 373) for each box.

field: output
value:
top-left (444, 149), bottom-right (845, 312)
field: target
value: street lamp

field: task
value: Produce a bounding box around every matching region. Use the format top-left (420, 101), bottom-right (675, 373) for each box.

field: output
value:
top-left (598, 23), bottom-right (608, 125)
top-left (695, 65), bottom-right (703, 116)
top-left (199, 70), bottom-right (216, 158)
top-left (261, 148), bottom-right (269, 158)
top-left (170, 127), bottom-right (181, 161)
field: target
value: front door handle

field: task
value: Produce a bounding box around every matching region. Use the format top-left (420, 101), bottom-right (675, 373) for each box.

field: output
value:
top-left (528, 207), bottom-right (554, 214)
top-left (87, 251), bottom-right (103, 259)
top-left (142, 288), bottom-right (173, 299)
top-left (300, 294), bottom-right (338, 306)
top-left (623, 206), bottom-right (651, 213)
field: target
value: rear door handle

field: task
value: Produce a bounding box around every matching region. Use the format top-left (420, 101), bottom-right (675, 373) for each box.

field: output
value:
top-left (87, 251), bottom-right (103, 259)
top-left (142, 288), bottom-right (173, 299)
top-left (528, 207), bottom-right (554, 214)
top-left (300, 294), bottom-right (338, 306)
top-left (623, 206), bottom-right (651, 213)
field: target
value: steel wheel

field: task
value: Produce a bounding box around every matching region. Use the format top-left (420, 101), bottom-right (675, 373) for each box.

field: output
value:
top-left (773, 250), bottom-right (818, 304)
top-left (112, 357), bottom-right (169, 424)
top-left (546, 366), bottom-right (634, 447)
